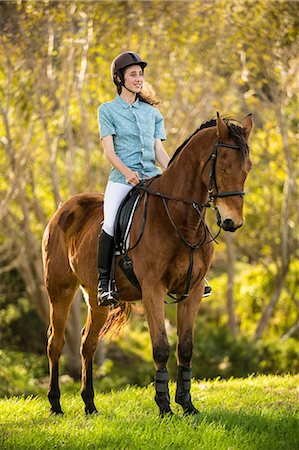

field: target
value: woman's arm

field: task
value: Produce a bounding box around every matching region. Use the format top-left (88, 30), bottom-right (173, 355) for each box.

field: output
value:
top-left (101, 135), bottom-right (141, 185)
top-left (154, 139), bottom-right (170, 169)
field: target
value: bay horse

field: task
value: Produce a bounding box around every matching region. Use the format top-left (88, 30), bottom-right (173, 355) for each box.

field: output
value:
top-left (42, 113), bottom-right (253, 416)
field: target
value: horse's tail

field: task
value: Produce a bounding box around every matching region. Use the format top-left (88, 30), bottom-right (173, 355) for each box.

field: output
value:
top-left (99, 302), bottom-right (132, 338)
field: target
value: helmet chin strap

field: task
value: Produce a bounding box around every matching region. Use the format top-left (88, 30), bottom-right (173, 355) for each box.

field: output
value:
top-left (123, 84), bottom-right (136, 95)
top-left (122, 82), bottom-right (143, 96)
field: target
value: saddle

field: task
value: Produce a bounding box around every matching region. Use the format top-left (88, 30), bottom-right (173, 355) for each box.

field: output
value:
top-left (114, 186), bottom-right (143, 255)
top-left (113, 182), bottom-right (147, 290)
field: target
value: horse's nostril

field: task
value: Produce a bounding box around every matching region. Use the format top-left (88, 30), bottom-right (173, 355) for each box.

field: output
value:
top-left (222, 219), bottom-right (235, 231)
top-left (223, 219), bottom-right (234, 227)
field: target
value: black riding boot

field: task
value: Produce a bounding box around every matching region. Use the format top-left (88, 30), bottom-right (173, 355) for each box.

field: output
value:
top-left (97, 230), bottom-right (118, 306)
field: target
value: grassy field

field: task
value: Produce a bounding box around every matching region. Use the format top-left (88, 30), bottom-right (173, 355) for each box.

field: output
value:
top-left (0, 375), bottom-right (298, 450)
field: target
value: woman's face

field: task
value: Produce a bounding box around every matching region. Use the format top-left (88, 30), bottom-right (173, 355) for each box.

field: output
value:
top-left (123, 64), bottom-right (144, 93)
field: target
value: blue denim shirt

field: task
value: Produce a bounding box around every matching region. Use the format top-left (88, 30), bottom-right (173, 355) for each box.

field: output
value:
top-left (98, 95), bottom-right (166, 185)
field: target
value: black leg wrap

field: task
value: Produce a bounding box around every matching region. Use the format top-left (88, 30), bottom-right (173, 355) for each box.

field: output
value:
top-left (154, 369), bottom-right (173, 416)
top-left (175, 366), bottom-right (199, 415)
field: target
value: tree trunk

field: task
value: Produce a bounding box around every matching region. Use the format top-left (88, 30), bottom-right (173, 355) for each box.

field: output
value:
top-left (76, 15), bottom-right (94, 190)
top-left (254, 266), bottom-right (289, 340)
top-left (223, 233), bottom-right (238, 336)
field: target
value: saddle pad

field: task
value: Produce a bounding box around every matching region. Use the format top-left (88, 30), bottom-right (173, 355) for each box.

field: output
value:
top-left (114, 185), bottom-right (142, 254)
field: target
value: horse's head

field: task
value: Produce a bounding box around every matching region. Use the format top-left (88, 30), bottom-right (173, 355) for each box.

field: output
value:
top-left (205, 113), bottom-right (253, 232)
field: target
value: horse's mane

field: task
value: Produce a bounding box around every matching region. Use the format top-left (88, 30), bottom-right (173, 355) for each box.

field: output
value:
top-left (168, 118), bottom-right (249, 166)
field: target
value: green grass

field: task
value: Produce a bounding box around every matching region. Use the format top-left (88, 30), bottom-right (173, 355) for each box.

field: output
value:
top-left (0, 375), bottom-right (298, 450)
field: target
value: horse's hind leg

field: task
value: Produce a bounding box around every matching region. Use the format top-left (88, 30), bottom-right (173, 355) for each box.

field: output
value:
top-left (47, 281), bottom-right (78, 415)
top-left (176, 289), bottom-right (203, 415)
top-left (80, 292), bottom-right (109, 414)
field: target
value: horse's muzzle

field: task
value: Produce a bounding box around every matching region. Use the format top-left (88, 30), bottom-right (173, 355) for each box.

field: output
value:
top-left (218, 218), bottom-right (243, 232)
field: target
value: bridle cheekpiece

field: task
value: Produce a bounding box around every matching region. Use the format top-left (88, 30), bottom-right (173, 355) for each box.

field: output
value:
top-left (207, 141), bottom-right (246, 204)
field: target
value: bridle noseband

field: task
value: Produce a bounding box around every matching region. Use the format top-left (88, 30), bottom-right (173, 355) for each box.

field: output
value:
top-left (207, 141), bottom-right (245, 203)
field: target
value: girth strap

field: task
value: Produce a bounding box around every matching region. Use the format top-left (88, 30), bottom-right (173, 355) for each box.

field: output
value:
top-left (164, 247), bottom-right (195, 304)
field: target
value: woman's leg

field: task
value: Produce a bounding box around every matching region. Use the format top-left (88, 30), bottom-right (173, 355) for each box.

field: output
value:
top-left (98, 181), bottom-right (132, 305)
top-left (102, 181), bottom-right (133, 236)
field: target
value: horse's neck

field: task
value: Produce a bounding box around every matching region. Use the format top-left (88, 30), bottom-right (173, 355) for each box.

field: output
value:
top-left (160, 131), bottom-right (213, 204)
top-left (152, 131), bottom-right (214, 240)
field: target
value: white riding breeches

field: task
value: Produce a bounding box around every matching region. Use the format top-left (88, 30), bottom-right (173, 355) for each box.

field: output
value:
top-left (102, 181), bottom-right (133, 236)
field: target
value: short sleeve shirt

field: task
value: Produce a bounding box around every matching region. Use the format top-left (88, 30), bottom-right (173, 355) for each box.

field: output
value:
top-left (98, 95), bottom-right (166, 185)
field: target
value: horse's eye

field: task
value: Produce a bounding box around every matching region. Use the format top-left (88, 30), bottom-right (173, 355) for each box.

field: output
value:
top-left (220, 165), bottom-right (231, 174)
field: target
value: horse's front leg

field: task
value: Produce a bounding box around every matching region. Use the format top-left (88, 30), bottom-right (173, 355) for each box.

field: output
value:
top-left (142, 289), bottom-right (172, 416)
top-left (176, 287), bottom-right (203, 415)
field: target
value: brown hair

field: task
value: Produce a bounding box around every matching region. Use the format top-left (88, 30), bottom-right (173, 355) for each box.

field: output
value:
top-left (138, 81), bottom-right (160, 106)
top-left (116, 67), bottom-right (160, 106)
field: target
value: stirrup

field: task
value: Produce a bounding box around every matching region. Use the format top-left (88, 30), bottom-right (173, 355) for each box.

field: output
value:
top-left (97, 289), bottom-right (119, 307)
top-left (203, 279), bottom-right (212, 298)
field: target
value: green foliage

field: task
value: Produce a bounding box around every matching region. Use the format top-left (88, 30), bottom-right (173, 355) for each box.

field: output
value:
top-left (94, 332), bottom-right (154, 391)
top-left (0, 0), bottom-right (298, 379)
top-left (0, 350), bottom-right (48, 397)
top-left (92, 316), bottom-right (299, 390)
top-left (206, 259), bottom-right (299, 339)
top-left (0, 376), bottom-right (298, 450)
top-left (0, 269), bottom-right (46, 353)
top-left (2, 314), bottom-right (298, 399)
top-left (190, 320), bottom-right (299, 379)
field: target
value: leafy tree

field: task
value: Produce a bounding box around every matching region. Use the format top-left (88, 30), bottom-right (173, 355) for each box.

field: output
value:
top-left (0, 0), bottom-right (298, 376)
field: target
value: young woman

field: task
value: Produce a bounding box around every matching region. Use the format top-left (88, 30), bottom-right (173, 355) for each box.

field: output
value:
top-left (97, 51), bottom-right (170, 306)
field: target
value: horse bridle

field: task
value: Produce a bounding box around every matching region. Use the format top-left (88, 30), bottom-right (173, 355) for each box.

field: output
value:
top-left (207, 141), bottom-right (246, 204)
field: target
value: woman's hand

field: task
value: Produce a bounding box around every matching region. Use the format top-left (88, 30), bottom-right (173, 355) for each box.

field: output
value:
top-left (125, 169), bottom-right (141, 186)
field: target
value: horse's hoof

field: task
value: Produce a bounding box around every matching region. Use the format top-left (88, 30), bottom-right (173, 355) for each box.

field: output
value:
top-left (183, 406), bottom-right (200, 415)
top-left (176, 396), bottom-right (200, 415)
top-left (85, 409), bottom-right (98, 415)
top-left (85, 405), bottom-right (98, 415)
top-left (49, 409), bottom-right (64, 416)
top-left (159, 408), bottom-right (174, 418)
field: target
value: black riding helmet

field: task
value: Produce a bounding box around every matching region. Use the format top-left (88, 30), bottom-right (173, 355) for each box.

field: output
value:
top-left (110, 51), bottom-right (147, 90)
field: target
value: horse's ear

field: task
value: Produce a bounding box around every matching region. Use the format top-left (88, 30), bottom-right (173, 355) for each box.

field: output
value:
top-left (216, 112), bottom-right (229, 140)
top-left (243, 113), bottom-right (253, 141)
